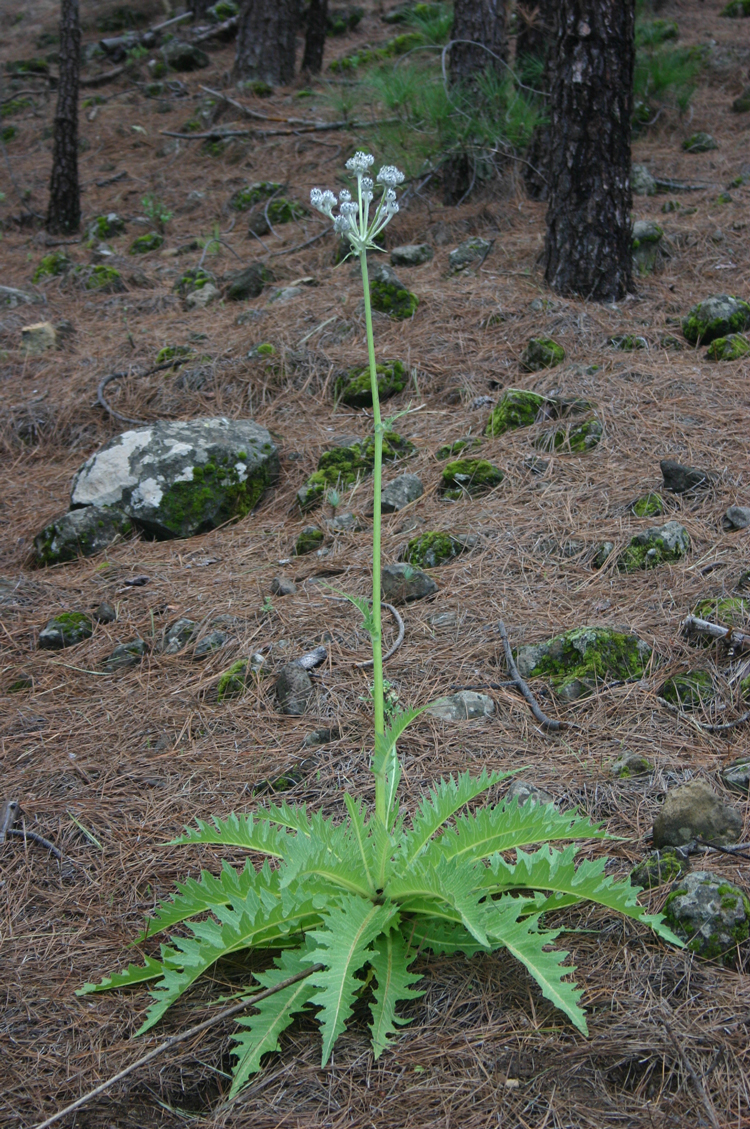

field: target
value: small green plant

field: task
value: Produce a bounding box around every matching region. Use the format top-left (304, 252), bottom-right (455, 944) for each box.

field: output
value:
top-left (141, 193), bottom-right (173, 231)
top-left (81, 153), bottom-right (680, 1097)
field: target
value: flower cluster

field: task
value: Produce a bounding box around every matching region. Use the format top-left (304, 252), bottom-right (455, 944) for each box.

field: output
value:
top-left (310, 151), bottom-right (405, 257)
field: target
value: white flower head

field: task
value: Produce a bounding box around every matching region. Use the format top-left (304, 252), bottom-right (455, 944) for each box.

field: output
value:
top-left (377, 165), bottom-right (405, 189)
top-left (339, 188), bottom-right (352, 203)
top-left (310, 188), bottom-right (337, 217)
top-left (361, 177), bottom-right (373, 192)
top-left (339, 201), bottom-right (358, 218)
top-left (346, 151), bottom-right (375, 174)
top-left (333, 214), bottom-right (352, 234)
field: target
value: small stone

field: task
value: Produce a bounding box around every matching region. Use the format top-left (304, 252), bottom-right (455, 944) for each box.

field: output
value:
top-left (732, 85), bottom-right (750, 113)
top-left (162, 40), bottom-right (210, 70)
top-left (485, 389), bottom-right (546, 436)
top-left (236, 308), bottom-right (266, 326)
top-left (217, 654), bottom-right (264, 701)
top-left (390, 243), bottom-right (433, 267)
top-left (523, 455), bottom-right (550, 476)
top-left (723, 505), bottom-right (750, 531)
top-left (448, 237), bottom-right (493, 272)
top-left (94, 601), bottom-right (116, 624)
top-left (611, 751), bottom-right (653, 778)
top-left (381, 562), bottom-right (437, 604)
top-left (682, 131), bottom-right (718, 152)
top-left (404, 531), bottom-right (466, 568)
top-left (440, 458), bottom-right (504, 499)
top-left (271, 576), bottom-right (297, 596)
top-left (87, 212), bottom-right (126, 240)
top-left (660, 459), bottom-right (712, 493)
top-left (0, 284), bottom-right (39, 308)
top-left (380, 474), bottom-right (424, 514)
top-left (506, 779), bottom-right (554, 807)
top-left (38, 612), bottom-right (93, 649)
top-left (269, 286), bottom-right (303, 304)
top-left (630, 850), bottom-right (687, 890)
top-left (225, 262), bottom-right (272, 301)
top-left (33, 506), bottom-right (133, 566)
top-left (194, 629), bottom-right (230, 658)
top-left (608, 334), bottom-right (648, 350)
top-left (520, 337), bottom-right (565, 372)
top-left (653, 780), bottom-right (743, 848)
top-left (536, 418), bottom-right (603, 454)
top-left (721, 755), bottom-right (750, 794)
top-left (294, 526), bottom-right (324, 555)
top-left (21, 321), bottom-right (57, 355)
top-left (681, 294), bottom-right (750, 345)
top-left (593, 541), bottom-right (615, 568)
top-left (632, 219), bottom-right (664, 275)
top-left (335, 360), bottom-right (407, 408)
top-left (706, 333), bottom-right (750, 361)
top-left (161, 618), bottom-right (197, 654)
top-left (185, 282), bottom-right (219, 309)
top-left (276, 662), bottom-right (313, 715)
top-left (618, 520), bottom-right (691, 571)
top-left (302, 726), bottom-right (340, 748)
top-left (326, 512), bottom-right (364, 533)
top-left (631, 164), bottom-right (657, 195)
top-left (515, 626), bottom-right (652, 702)
top-left (664, 871), bottom-right (749, 965)
top-left (631, 493), bottom-right (666, 518)
top-left (435, 437), bottom-right (482, 460)
top-left (426, 691), bottom-right (495, 721)
top-left (103, 639), bottom-right (148, 671)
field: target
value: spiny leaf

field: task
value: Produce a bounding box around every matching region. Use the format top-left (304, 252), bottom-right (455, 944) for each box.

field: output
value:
top-left (280, 835), bottom-right (374, 898)
top-left (387, 856), bottom-right (490, 947)
top-left (344, 794), bottom-right (396, 893)
top-left (401, 769), bottom-right (516, 864)
top-left (229, 945), bottom-right (318, 1097)
top-left (372, 704), bottom-right (433, 779)
top-left (369, 928), bottom-right (423, 1058)
top-left (407, 919), bottom-right (488, 958)
top-left (77, 955), bottom-right (165, 996)
top-left (171, 812), bottom-right (291, 857)
top-left (304, 895), bottom-right (398, 1066)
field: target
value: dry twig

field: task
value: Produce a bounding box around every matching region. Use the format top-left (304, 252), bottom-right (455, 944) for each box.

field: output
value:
top-left (496, 621), bottom-right (567, 732)
top-left (658, 1009), bottom-right (722, 1129)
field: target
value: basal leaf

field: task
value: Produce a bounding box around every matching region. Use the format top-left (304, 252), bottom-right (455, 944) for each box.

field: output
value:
top-left (388, 856), bottom-right (490, 947)
top-left (171, 813), bottom-right (291, 857)
top-left (369, 928), bottom-right (423, 1059)
top-left (401, 769), bottom-right (515, 866)
top-left (77, 955), bottom-right (165, 996)
top-left (407, 919), bottom-right (488, 958)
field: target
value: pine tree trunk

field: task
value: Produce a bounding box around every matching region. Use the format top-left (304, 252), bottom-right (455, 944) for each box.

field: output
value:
top-left (449, 0), bottom-right (507, 86)
top-left (233, 0), bottom-right (300, 85)
top-left (518, 0), bottom-right (557, 201)
top-left (543, 0), bottom-right (634, 301)
top-left (302, 0), bottom-right (328, 74)
top-left (46, 0), bottom-right (80, 235)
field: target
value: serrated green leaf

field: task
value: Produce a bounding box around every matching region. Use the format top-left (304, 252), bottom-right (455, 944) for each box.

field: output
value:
top-left (369, 928), bottom-right (423, 1058)
top-left (304, 895), bottom-right (398, 1065)
top-left (171, 813), bottom-right (291, 857)
top-left (407, 919), bottom-right (489, 957)
top-left (229, 945), bottom-right (317, 1098)
top-left (77, 955), bottom-right (165, 995)
top-left (388, 856), bottom-right (490, 947)
top-left (401, 769), bottom-right (516, 865)
top-left (372, 704), bottom-right (432, 779)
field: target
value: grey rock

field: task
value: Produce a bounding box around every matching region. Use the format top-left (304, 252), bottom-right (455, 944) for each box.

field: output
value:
top-left (326, 512), bottom-right (364, 533)
top-left (271, 576), bottom-right (297, 596)
top-left (426, 690), bottom-right (495, 721)
top-left (631, 164), bottom-right (657, 196)
top-left (161, 618), bottom-right (197, 654)
top-left (194, 630), bottom-right (230, 658)
top-left (269, 286), bottom-right (303, 303)
top-left (70, 418), bottom-right (279, 539)
top-left (681, 294), bottom-right (750, 345)
top-left (381, 562), bottom-right (437, 604)
top-left (653, 780), bottom-right (743, 848)
top-left (720, 755), bottom-right (750, 794)
top-left (38, 612), bottom-right (93, 649)
top-left (185, 282), bottom-right (220, 310)
top-left (225, 263), bottom-right (272, 301)
top-left (276, 662), bottom-right (313, 715)
top-left (515, 626), bottom-right (652, 702)
top-left (0, 285), bottom-right (39, 308)
top-left (103, 639), bottom-right (148, 671)
top-left (294, 526), bottom-right (325, 555)
top-left (620, 519), bottom-right (691, 570)
top-left (593, 541), bottom-right (615, 568)
top-left (162, 40), bottom-right (210, 70)
top-left (448, 237), bottom-right (493, 272)
top-left (33, 506), bottom-right (133, 565)
top-left (236, 308), bottom-right (266, 326)
top-left (427, 610), bottom-right (458, 629)
top-left (632, 219), bottom-right (665, 275)
top-left (631, 850), bottom-right (688, 890)
top-left (506, 779), bottom-right (554, 807)
top-left (660, 459), bottom-right (712, 493)
top-left (302, 725), bottom-right (340, 748)
top-left (611, 751), bottom-right (653, 778)
top-left (664, 871), bottom-right (749, 964)
top-left (723, 505), bottom-right (750, 531)
top-left (390, 243), bottom-right (434, 267)
top-left (380, 473), bottom-right (424, 514)
top-left (94, 601), bottom-right (116, 624)
top-left (683, 131), bottom-right (718, 153)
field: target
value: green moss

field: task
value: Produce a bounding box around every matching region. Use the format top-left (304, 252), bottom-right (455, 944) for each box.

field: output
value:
top-left (518, 626), bottom-right (651, 701)
top-left (721, 0), bottom-right (750, 14)
top-left (298, 431), bottom-right (415, 511)
top-left (485, 389), bottom-right (546, 436)
top-left (33, 250), bottom-right (70, 282)
top-left (78, 264), bottom-right (124, 292)
top-left (6, 58), bottom-right (49, 75)
top-left (294, 526), bottom-right (324, 555)
top-left (520, 337), bottom-right (565, 372)
top-left (705, 333), bottom-right (750, 360)
top-left (618, 522), bottom-right (690, 571)
top-left (157, 455), bottom-right (272, 537)
top-left (7, 675), bottom-right (33, 693)
top-left (536, 419), bottom-right (603, 453)
top-left (405, 531), bottom-right (465, 568)
top-left (335, 361), bottom-right (407, 408)
top-left (436, 437), bottom-right (482, 459)
top-left (630, 850), bottom-right (685, 889)
top-left (441, 458), bottom-right (504, 499)
top-left (155, 344), bottom-right (192, 364)
top-left (208, 0), bottom-right (239, 19)
top-left (328, 31), bottom-right (421, 72)
top-left (693, 596), bottom-right (748, 628)
top-left (217, 659), bottom-right (249, 702)
top-left (608, 334), bottom-right (648, 350)
top-left (632, 493), bottom-right (666, 517)
top-left (88, 213), bottom-right (125, 239)
top-left (174, 269), bottom-right (215, 298)
top-left (659, 669), bottom-right (714, 709)
top-left (248, 343), bottom-right (276, 358)
top-left (370, 280), bottom-right (418, 320)
top-left (1, 97), bottom-right (31, 117)
top-left (129, 231), bottom-right (164, 255)
top-left (230, 182), bottom-right (282, 211)
top-left (682, 295), bottom-right (750, 344)
top-left (267, 198), bottom-right (307, 224)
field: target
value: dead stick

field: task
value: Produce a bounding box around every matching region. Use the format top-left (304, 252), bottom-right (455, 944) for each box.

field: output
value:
top-left (681, 615), bottom-right (750, 652)
top-left (658, 1011), bottom-right (722, 1129)
top-left (496, 621), bottom-right (566, 732)
top-left (0, 799), bottom-right (20, 842)
top-left (32, 964), bottom-right (323, 1129)
top-left (355, 603), bottom-right (404, 669)
top-left (6, 826), bottom-right (62, 860)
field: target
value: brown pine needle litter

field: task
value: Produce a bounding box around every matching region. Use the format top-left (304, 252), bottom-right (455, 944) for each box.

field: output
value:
top-left (1, 1), bottom-right (750, 1126)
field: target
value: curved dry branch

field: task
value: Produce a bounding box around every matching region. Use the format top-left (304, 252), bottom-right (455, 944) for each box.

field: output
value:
top-left (496, 620), bottom-right (567, 732)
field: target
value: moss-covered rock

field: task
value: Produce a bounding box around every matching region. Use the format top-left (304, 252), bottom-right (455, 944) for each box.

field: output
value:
top-left (155, 344), bottom-right (193, 365)
top-left (440, 458), bottom-right (504, 499)
top-left (682, 131), bottom-right (718, 152)
top-left (632, 219), bottom-right (664, 275)
top-left (87, 212), bottom-right (125, 241)
top-left (693, 596), bottom-right (748, 628)
top-left (173, 268), bottom-right (215, 299)
top-left (515, 626), bottom-right (652, 702)
top-left (448, 236), bottom-right (493, 272)
top-left (631, 850), bottom-right (687, 890)
top-left (705, 333), bottom-right (750, 360)
top-left (721, 0), bottom-right (750, 14)
top-left (33, 506), bottom-right (132, 565)
top-left (297, 432), bottom-right (415, 510)
top-left (229, 182), bottom-right (283, 210)
top-left (632, 493), bottom-right (666, 518)
top-left (370, 266), bottom-right (418, 320)
top-left (608, 333), bottom-right (648, 350)
top-left (404, 531), bottom-right (466, 568)
top-left (294, 526), bottom-right (324, 555)
top-left (721, 755), bottom-right (750, 794)
top-left (435, 436), bottom-right (482, 459)
top-left (32, 250), bottom-right (71, 282)
top-left (335, 360), bottom-right (407, 408)
top-left (611, 750), bottom-right (653, 778)
top-left (521, 337), bottom-right (565, 372)
top-left (225, 263), bottom-right (273, 301)
top-left (485, 389), bottom-right (546, 436)
top-left (619, 520), bottom-right (690, 571)
top-left (129, 231), bottom-right (164, 255)
top-left (664, 871), bottom-right (749, 964)
top-left (659, 669), bottom-right (714, 709)
top-left (38, 611), bottom-right (93, 649)
top-left (536, 418), bottom-right (603, 453)
top-left (103, 639), bottom-right (147, 672)
top-left (681, 294), bottom-right (750, 344)
top-left (74, 264), bottom-right (125, 292)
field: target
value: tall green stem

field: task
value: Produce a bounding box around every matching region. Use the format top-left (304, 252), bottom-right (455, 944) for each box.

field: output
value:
top-left (359, 250), bottom-right (386, 824)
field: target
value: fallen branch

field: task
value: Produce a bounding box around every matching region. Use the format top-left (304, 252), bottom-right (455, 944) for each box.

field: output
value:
top-left (160, 119), bottom-right (388, 141)
top-left (657, 696), bottom-right (750, 733)
top-left (696, 837), bottom-right (750, 859)
top-left (31, 964), bottom-right (322, 1129)
top-left (681, 615), bottom-right (750, 653)
top-left (0, 800), bottom-right (63, 860)
top-left (496, 621), bottom-right (566, 732)
top-left (355, 603), bottom-right (404, 669)
top-left (80, 66), bottom-right (124, 88)
top-left (653, 176), bottom-right (713, 193)
top-left (191, 15), bottom-right (238, 46)
top-left (97, 358), bottom-right (192, 425)
top-left (6, 825), bottom-right (63, 860)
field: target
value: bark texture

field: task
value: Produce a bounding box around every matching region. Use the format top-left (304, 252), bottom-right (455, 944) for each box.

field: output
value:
top-left (519, 0), bottom-right (557, 201)
top-left (46, 0), bottom-right (80, 234)
top-left (543, 0), bottom-right (635, 301)
top-left (302, 0), bottom-right (328, 74)
top-left (449, 0), bottom-right (506, 86)
top-left (233, 0), bottom-right (300, 85)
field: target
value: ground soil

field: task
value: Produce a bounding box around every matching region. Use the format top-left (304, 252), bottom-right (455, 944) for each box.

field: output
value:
top-left (1, 2), bottom-right (750, 1127)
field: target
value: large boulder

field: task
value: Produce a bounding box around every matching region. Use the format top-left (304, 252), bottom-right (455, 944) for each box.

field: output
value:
top-left (70, 418), bottom-right (279, 539)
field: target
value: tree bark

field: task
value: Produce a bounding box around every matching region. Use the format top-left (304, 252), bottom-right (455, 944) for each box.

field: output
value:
top-left (543, 0), bottom-right (635, 301)
top-left (233, 0), bottom-right (300, 85)
top-left (449, 0), bottom-right (507, 86)
top-left (46, 0), bottom-right (80, 234)
top-left (302, 0), bottom-right (328, 74)
top-left (516, 0), bottom-right (555, 72)
top-left (518, 0), bottom-right (557, 200)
